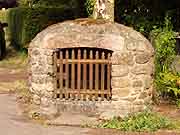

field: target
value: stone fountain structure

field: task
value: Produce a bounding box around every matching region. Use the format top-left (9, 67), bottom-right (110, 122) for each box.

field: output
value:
top-left (28, 0), bottom-right (154, 119)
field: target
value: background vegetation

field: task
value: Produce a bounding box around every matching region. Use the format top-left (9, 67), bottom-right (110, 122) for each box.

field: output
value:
top-left (86, 0), bottom-right (180, 36)
top-left (0, 0), bottom-right (86, 50)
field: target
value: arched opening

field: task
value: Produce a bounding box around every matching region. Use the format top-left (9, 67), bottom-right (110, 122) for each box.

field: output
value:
top-left (53, 47), bottom-right (113, 101)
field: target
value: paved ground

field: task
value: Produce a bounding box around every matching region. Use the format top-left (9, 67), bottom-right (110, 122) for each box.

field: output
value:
top-left (0, 68), bottom-right (93, 135)
top-left (0, 94), bottom-right (92, 135)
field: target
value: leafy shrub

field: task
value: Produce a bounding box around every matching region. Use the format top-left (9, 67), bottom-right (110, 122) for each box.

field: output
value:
top-left (85, 0), bottom-right (95, 17)
top-left (99, 111), bottom-right (174, 132)
top-left (85, 0), bottom-right (179, 35)
top-left (84, 0), bottom-right (162, 37)
top-left (156, 72), bottom-right (180, 97)
top-left (151, 16), bottom-right (176, 73)
top-left (176, 99), bottom-right (180, 108)
top-left (150, 16), bottom-right (178, 98)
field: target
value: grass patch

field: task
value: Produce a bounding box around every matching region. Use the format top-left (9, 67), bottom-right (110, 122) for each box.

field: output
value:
top-left (0, 80), bottom-right (27, 93)
top-left (99, 111), bottom-right (175, 132)
top-left (173, 121), bottom-right (180, 130)
top-left (14, 80), bottom-right (29, 96)
top-left (0, 48), bottom-right (27, 69)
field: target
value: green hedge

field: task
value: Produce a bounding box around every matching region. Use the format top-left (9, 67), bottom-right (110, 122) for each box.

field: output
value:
top-left (7, 7), bottom-right (81, 50)
top-left (8, 7), bottom-right (81, 49)
top-left (0, 1), bottom-right (84, 50)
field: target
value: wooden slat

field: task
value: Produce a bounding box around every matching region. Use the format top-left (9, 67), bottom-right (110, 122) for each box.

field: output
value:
top-left (101, 52), bottom-right (105, 100)
top-left (83, 49), bottom-right (87, 100)
top-left (95, 51), bottom-right (99, 100)
top-left (77, 49), bottom-right (81, 99)
top-left (107, 53), bottom-right (111, 100)
top-left (65, 49), bottom-right (69, 99)
top-left (89, 50), bottom-right (93, 100)
top-left (71, 49), bottom-right (75, 99)
top-left (53, 51), bottom-right (58, 98)
top-left (58, 50), bottom-right (63, 99)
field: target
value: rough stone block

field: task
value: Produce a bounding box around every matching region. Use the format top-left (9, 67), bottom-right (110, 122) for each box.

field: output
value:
top-left (111, 77), bottom-right (130, 88)
top-left (111, 52), bottom-right (134, 65)
top-left (47, 56), bottom-right (54, 65)
top-left (132, 80), bottom-right (143, 88)
top-left (135, 52), bottom-right (151, 64)
top-left (138, 91), bottom-right (148, 99)
top-left (33, 94), bottom-right (41, 105)
top-left (31, 48), bottom-right (41, 56)
top-left (31, 75), bottom-right (46, 84)
top-left (112, 65), bottom-right (129, 77)
top-left (112, 88), bottom-right (130, 97)
top-left (133, 99), bottom-right (144, 105)
top-left (144, 76), bottom-right (153, 89)
top-left (126, 40), bottom-right (149, 52)
top-left (131, 64), bottom-right (153, 75)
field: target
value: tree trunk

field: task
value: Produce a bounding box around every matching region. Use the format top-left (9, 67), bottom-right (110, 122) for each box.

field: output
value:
top-left (93, 0), bottom-right (114, 22)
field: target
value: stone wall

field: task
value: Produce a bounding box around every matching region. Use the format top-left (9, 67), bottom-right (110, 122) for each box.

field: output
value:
top-left (28, 18), bottom-right (154, 119)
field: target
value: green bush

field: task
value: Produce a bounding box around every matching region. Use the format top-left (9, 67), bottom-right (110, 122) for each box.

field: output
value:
top-left (84, 0), bottom-right (161, 37)
top-left (151, 16), bottom-right (176, 73)
top-left (85, 0), bottom-right (95, 17)
top-left (1, 6), bottom-right (81, 50)
top-left (150, 16), bottom-right (178, 98)
top-left (99, 111), bottom-right (174, 132)
top-left (156, 72), bottom-right (180, 97)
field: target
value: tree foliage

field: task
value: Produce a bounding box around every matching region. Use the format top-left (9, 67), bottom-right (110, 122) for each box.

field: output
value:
top-left (85, 0), bottom-right (180, 35)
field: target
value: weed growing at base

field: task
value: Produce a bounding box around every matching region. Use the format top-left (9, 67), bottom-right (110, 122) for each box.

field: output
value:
top-left (99, 111), bottom-right (174, 132)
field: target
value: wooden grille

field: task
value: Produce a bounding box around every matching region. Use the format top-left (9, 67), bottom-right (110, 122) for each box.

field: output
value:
top-left (53, 48), bottom-right (112, 101)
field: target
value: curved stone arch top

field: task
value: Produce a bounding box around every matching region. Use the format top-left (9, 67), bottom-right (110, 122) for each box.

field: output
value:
top-left (28, 18), bottom-right (155, 119)
top-left (29, 18), bottom-right (153, 52)
top-left (40, 33), bottom-right (124, 52)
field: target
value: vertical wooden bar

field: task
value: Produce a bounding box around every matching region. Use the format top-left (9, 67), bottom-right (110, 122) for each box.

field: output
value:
top-left (65, 49), bottom-right (69, 99)
top-left (77, 49), bottom-right (81, 100)
top-left (59, 50), bottom-right (63, 99)
top-left (101, 52), bottom-right (105, 100)
top-left (83, 49), bottom-right (87, 100)
top-left (71, 49), bottom-right (75, 99)
top-left (107, 53), bottom-right (111, 100)
top-left (89, 50), bottom-right (93, 100)
top-left (95, 51), bottom-right (99, 100)
top-left (53, 51), bottom-right (57, 98)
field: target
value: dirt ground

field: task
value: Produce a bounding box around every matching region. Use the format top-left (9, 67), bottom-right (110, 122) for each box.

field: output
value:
top-left (0, 66), bottom-right (180, 135)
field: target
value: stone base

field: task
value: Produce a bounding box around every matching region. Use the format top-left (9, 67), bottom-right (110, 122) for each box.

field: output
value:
top-left (51, 99), bottom-right (147, 120)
